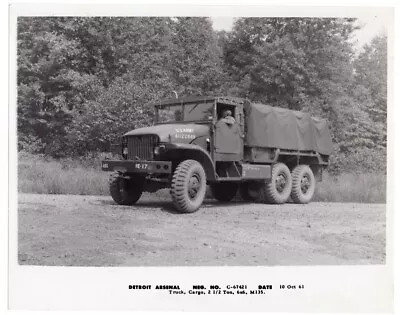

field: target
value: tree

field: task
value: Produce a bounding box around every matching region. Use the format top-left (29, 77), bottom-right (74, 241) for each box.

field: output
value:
top-left (17, 17), bottom-right (228, 156)
top-left (66, 77), bottom-right (167, 154)
top-left (58, 17), bottom-right (226, 155)
top-left (63, 17), bottom-right (175, 155)
top-left (353, 34), bottom-right (387, 149)
top-left (17, 17), bottom-right (114, 155)
top-left (168, 17), bottom-right (225, 96)
top-left (222, 18), bottom-right (357, 109)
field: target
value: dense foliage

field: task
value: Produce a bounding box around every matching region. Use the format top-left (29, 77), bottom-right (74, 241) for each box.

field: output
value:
top-left (17, 17), bottom-right (387, 173)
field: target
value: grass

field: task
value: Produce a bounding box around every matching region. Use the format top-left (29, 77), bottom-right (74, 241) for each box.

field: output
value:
top-left (18, 152), bottom-right (386, 203)
top-left (314, 173), bottom-right (386, 203)
top-left (18, 152), bottom-right (109, 196)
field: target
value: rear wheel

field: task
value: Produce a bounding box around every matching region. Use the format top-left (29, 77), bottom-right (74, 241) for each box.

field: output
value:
top-left (109, 172), bottom-right (144, 205)
top-left (170, 160), bottom-right (207, 213)
top-left (211, 182), bottom-right (238, 202)
top-left (239, 181), bottom-right (262, 201)
top-left (262, 163), bottom-right (292, 204)
top-left (291, 165), bottom-right (316, 204)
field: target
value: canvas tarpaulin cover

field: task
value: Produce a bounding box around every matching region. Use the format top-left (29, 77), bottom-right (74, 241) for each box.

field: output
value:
top-left (245, 103), bottom-right (334, 155)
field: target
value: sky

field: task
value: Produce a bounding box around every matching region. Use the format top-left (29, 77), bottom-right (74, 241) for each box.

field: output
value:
top-left (211, 16), bottom-right (387, 49)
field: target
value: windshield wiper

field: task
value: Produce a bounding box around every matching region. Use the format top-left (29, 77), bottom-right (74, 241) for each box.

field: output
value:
top-left (188, 103), bottom-right (201, 114)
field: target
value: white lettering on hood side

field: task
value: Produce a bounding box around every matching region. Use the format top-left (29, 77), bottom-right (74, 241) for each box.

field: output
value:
top-left (175, 128), bottom-right (194, 133)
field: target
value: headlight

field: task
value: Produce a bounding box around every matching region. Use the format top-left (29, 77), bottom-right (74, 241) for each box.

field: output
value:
top-left (154, 145), bottom-right (165, 156)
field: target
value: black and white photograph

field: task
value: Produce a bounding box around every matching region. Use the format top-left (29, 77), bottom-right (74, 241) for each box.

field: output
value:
top-left (7, 2), bottom-right (395, 312)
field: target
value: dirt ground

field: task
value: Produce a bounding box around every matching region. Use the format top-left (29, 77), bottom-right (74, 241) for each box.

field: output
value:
top-left (17, 193), bottom-right (386, 266)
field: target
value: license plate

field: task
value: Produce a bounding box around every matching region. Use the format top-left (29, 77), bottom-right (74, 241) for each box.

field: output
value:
top-left (135, 163), bottom-right (149, 170)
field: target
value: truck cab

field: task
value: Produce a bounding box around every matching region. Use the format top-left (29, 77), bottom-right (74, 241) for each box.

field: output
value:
top-left (152, 96), bottom-right (245, 160)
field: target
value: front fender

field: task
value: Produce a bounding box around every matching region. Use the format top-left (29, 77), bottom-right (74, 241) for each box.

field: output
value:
top-left (163, 143), bottom-right (216, 181)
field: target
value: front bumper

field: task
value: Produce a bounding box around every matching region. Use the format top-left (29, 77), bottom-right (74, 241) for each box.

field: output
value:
top-left (101, 160), bottom-right (172, 174)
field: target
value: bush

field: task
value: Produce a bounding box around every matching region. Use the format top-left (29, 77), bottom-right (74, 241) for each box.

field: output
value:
top-left (328, 148), bottom-right (386, 175)
top-left (18, 134), bottom-right (45, 154)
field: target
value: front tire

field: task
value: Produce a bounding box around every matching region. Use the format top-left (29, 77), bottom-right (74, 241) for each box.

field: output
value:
top-left (109, 172), bottom-right (144, 205)
top-left (170, 160), bottom-right (207, 213)
top-left (290, 165), bottom-right (316, 204)
top-left (262, 163), bottom-right (292, 204)
top-left (211, 182), bottom-right (238, 202)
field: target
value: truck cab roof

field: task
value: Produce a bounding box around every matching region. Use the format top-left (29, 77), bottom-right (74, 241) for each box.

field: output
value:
top-left (153, 96), bottom-right (245, 107)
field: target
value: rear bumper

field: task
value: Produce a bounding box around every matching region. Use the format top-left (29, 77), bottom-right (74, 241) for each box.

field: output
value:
top-left (101, 160), bottom-right (172, 174)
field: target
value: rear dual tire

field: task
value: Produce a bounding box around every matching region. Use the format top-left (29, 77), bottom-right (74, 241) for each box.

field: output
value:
top-left (263, 163), bottom-right (292, 204)
top-left (262, 163), bottom-right (316, 204)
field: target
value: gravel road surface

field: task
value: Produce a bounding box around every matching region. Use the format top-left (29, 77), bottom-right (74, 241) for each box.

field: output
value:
top-left (18, 193), bottom-right (386, 266)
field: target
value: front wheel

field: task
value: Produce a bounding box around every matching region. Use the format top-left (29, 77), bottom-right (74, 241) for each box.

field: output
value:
top-left (290, 165), bottom-right (316, 204)
top-left (170, 160), bottom-right (207, 213)
top-left (211, 182), bottom-right (238, 202)
top-left (262, 163), bottom-right (292, 204)
top-left (109, 172), bottom-right (144, 205)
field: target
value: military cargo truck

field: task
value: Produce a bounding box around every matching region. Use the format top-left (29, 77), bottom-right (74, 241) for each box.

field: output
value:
top-left (101, 96), bottom-right (334, 213)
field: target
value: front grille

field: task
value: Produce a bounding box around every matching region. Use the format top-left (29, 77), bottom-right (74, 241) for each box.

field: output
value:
top-left (127, 135), bottom-right (159, 161)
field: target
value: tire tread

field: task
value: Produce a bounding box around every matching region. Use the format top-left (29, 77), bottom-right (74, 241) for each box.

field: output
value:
top-left (290, 165), bottom-right (315, 204)
top-left (262, 163), bottom-right (292, 204)
top-left (171, 160), bottom-right (206, 213)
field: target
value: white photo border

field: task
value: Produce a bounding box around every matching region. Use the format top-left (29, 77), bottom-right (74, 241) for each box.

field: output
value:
top-left (7, 2), bottom-right (396, 312)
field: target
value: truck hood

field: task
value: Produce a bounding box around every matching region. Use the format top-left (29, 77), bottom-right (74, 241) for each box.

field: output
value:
top-left (124, 123), bottom-right (210, 143)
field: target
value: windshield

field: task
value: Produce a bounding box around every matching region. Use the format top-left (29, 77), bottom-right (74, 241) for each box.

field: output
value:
top-left (158, 105), bottom-right (183, 123)
top-left (157, 102), bottom-right (214, 123)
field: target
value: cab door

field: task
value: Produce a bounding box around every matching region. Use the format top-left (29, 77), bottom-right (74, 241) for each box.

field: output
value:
top-left (214, 105), bottom-right (244, 160)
